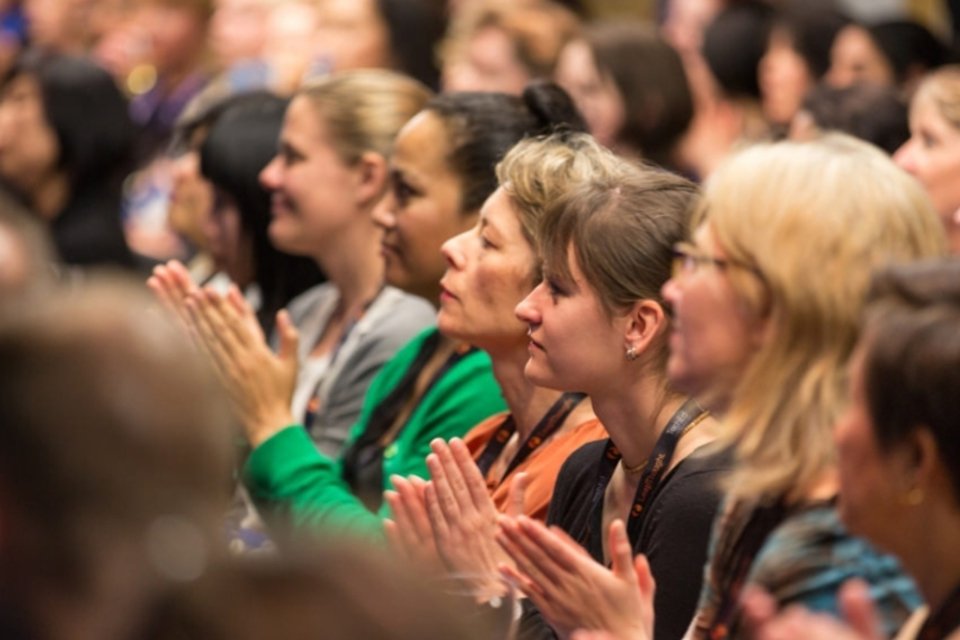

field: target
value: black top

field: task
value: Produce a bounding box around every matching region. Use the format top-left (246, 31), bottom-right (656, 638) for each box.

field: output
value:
top-left (518, 441), bottom-right (731, 640)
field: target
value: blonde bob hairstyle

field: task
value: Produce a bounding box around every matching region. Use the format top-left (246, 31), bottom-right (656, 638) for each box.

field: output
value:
top-left (495, 131), bottom-right (626, 267)
top-left (698, 133), bottom-right (947, 503)
top-left (298, 70), bottom-right (432, 166)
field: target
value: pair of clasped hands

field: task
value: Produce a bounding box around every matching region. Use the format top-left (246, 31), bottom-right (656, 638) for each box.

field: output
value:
top-left (148, 261), bottom-right (887, 640)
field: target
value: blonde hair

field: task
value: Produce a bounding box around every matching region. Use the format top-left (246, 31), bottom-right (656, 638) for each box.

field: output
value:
top-left (495, 132), bottom-right (624, 255)
top-left (915, 64), bottom-right (960, 130)
top-left (699, 133), bottom-right (947, 502)
top-left (299, 70), bottom-right (432, 165)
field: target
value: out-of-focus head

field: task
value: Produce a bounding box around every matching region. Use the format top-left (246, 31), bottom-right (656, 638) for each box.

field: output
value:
top-left (894, 65), bottom-right (960, 250)
top-left (200, 90), bottom-right (324, 332)
top-left (137, 0), bottom-right (213, 75)
top-left (259, 69), bottom-right (431, 259)
top-left (660, 0), bottom-right (724, 57)
top-left (313, 0), bottom-right (446, 90)
top-left (24, 0), bottom-right (90, 54)
top-left (441, 0), bottom-right (580, 95)
top-left (0, 277), bottom-right (234, 640)
top-left (701, 0), bottom-right (773, 101)
top-left (518, 160), bottom-right (698, 394)
top-left (375, 81), bottom-right (585, 303)
top-left (791, 83), bottom-right (909, 154)
top-left (0, 50), bottom-right (134, 202)
top-left (759, 5), bottom-right (849, 126)
top-left (437, 131), bottom-right (616, 350)
top-left (834, 258), bottom-right (960, 556)
top-left (663, 133), bottom-right (946, 502)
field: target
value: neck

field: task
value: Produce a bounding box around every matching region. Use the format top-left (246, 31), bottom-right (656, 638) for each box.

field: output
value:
top-left (590, 372), bottom-right (682, 469)
top-left (313, 215), bottom-right (385, 314)
top-left (490, 343), bottom-right (565, 440)
top-left (899, 503), bottom-right (960, 614)
top-left (31, 172), bottom-right (70, 222)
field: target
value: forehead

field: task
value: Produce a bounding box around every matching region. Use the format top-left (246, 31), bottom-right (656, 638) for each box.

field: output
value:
top-left (392, 111), bottom-right (454, 176)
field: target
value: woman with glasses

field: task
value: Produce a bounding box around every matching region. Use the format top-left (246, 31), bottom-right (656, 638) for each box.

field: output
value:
top-left (498, 134), bottom-right (946, 640)
top-left (503, 162), bottom-right (728, 640)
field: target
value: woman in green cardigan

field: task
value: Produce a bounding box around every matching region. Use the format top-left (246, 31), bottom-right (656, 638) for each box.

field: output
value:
top-left (187, 85), bottom-right (582, 539)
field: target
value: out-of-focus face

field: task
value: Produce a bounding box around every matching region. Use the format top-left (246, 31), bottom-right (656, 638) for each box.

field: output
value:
top-left (169, 137), bottom-right (215, 250)
top-left (759, 27), bottom-right (814, 126)
top-left (259, 95), bottom-right (360, 258)
top-left (0, 74), bottom-right (61, 207)
top-left (833, 342), bottom-right (910, 555)
top-left (515, 245), bottom-right (627, 394)
top-left (554, 39), bottom-right (625, 149)
top-left (210, 0), bottom-right (269, 67)
top-left (25, 0), bottom-right (88, 52)
top-left (660, 0), bottom-right (722, 57)
top-left (894, 88), bottom-right (960, 223)
top-left (660, 224), bottom-right (766, 414)
top-left (313, 0), bottom-right (390, 73)
top-left (372, 110), bottom-right (474, 303)
top-left (827, 24), bottom-right (894, 89)
top-left (438, 187), bottom-right (536, 351)
top-left (442, 25), bottom-right (530, 95)
top-left (201, 187), bottom-right (253, 286)
top-left (138, 2), bottom-right (208, 74)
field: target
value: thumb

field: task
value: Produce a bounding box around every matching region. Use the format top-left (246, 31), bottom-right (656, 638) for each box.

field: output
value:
top-left (506, 472), bottom-right (529, 517)
top-left (276, 309), bottom-right (300, 361)
top-left (609, 519), bottom-right (636, 583)
top-left (839, 579), bottom-right (881, 640)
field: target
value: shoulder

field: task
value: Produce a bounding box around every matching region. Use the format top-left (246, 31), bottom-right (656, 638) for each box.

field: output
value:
top-left (285, 282), bottom-right (337, 323)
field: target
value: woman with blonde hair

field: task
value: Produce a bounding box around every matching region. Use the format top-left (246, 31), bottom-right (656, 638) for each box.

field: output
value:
top-left (895, 65), bottom-right (960, 254)
top-left (497, 134), bottom-right (946, 640)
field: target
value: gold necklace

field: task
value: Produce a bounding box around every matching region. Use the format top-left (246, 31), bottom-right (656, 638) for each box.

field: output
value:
top-left (621, 410), bottom-right (710, 476)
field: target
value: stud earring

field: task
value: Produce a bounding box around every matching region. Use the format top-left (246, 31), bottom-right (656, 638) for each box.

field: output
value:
top-left (625, 346), bottom-right (638, 361)
top-left (903, 487), bottom-right (925, 506)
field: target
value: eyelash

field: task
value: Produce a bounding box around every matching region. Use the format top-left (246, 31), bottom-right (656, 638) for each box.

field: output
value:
top-left (392, 179), bottom-right (416, 205)
top-left (545, 278), bottom-right (565, 299)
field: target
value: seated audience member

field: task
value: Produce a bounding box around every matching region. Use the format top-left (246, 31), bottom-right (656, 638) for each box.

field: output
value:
top-left (0, 279), bottom-right (235, 640)
top-left (497, 134), bottom-right (946, 640)
top-left (895, 65), bottom-right (960, 255)
top-left (182, 83), bottom-right (584, 540)
top-left (441, 0), bottom-right (580, 95)
top-left (154, 71), bottom-right (437, 458)
top-left (312, 0), bottom-right (447, 90)
top-left (386, 132), bottom-right (618, 581)
top-left (553, 22), bottom-right (693, 170)
top-left (678, 0), bottom-right (773, 178)
top-left (759, 5), bottom-right (849, 132)
top-left (743, 258), bottom-right (960, 640)
top-left (0, 50), bottom-right (138, 270)
top-left (500, 155), bottom-right (726, 640)
top-left (790, 83), bottom-right (909, 154)
top-left (828, 19), bottom-right (947, 96)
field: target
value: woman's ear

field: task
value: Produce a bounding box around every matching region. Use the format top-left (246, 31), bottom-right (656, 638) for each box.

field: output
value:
top-left (353, 151), bottom-right (389, 209)
top-left (623, 299), bottom-right (668, 360)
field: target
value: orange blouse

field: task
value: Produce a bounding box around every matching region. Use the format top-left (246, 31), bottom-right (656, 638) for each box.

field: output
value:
top-left (463, 413), bottom-right (607, 521)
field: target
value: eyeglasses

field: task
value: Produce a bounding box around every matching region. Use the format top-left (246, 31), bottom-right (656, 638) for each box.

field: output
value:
top-left (671, 242), bottom-right (763, 280)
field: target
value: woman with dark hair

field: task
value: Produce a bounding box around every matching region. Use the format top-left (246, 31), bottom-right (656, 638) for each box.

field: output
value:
top-left (187, 82), bottom-right (586, 540)
top-left (553, 21), bottom-right (693, 168)
top-left (758, 5), bottom-right (849, 129)
top-left (0, 49), bottom-right (136, 270)
top-left (198, 91), bottom-right (324, 336)
top-left (311, 0), bottom-right (446, 90)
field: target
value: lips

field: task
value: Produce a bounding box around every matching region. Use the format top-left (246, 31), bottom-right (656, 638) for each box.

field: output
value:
top-left (526, 330), bottom-right (545, 351)
top-left (438, 279), bottom-right (458, 302)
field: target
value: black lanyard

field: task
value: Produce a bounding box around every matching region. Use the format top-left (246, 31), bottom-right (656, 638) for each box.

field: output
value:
top-left (475, 391), bottom-right (587, 481)
top-left (919, 583), bottom-right (960, 640)
top-left (706, 499), bottom-right (788, 640)
top-left (587, 398), bottom-right (706, 545)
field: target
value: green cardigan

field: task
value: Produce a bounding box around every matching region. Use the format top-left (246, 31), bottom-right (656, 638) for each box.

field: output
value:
top-left (243, 328), bottom-right (506, 539)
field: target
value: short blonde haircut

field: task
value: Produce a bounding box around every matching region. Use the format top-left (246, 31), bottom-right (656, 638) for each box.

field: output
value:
top-left (495, 132), bottom-right (624, 255)
top-left (699, 133), bottom-right (947, 502)
top-left (915, 64), bottom-right (960, 130)
top-left (299, 70), bottom-right (432, 165)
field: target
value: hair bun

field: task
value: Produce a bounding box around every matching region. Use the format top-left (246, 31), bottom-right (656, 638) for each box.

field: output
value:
top-left (522, 80), bottom-right (588, 136)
